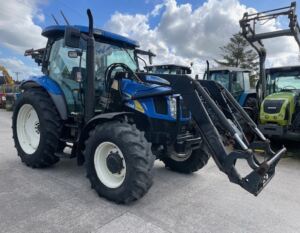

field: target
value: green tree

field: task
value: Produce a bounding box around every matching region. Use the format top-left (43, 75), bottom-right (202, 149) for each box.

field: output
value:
top-left (215, 33), bottom-right (259, 72)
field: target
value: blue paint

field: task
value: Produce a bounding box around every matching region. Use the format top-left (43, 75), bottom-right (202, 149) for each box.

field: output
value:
top-left (21, 76), bottom-right (63, 95)
top-left (238, 90), bottom-right (256, 106)
top-left (145, 75), bottom-right (170, 85)
top-left (42, 25), bottom-right (139, 48)
top-left (121, 79), bottom-right (190, 121)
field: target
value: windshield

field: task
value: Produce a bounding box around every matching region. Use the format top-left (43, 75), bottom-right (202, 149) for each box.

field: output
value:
top-left (95, 42), bottom-right (137, 74)
top-left (208, 71), bottom-right (230, 89)
top-left (267, 71), bottom-right (300, 93)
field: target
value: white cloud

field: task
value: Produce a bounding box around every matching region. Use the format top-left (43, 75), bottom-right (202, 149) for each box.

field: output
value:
top-left (0, 0), bottom-right (46, 54)
top-left (105, 0), bottom-right (300, 75)
top-left (0, 57), bottom-right (42, 81)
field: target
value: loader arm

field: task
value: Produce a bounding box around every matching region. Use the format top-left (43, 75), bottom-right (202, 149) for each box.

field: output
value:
top-left (240, 1), bottom-right (300, 101)
top-left (137, 73), bottom-right (286, 195)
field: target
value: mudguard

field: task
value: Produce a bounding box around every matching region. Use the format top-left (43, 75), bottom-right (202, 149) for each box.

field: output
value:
top-left (20, 76), bottom-right (68, 120)
top-left (77, 112), bottom-right (133, 165)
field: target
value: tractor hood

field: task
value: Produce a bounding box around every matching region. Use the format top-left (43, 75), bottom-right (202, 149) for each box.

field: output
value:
top-left (260, 92), bottom-right (297, 125)
top-left (121, 78), bottom-right (171, 99)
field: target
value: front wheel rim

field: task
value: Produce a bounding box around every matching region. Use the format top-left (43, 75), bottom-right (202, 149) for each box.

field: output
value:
top-left (16, 104), bottom-right (40, 154)
top-left (170, 149), bottom-right (192, 162)
top-left (94, 142), bottom-right (126, 189)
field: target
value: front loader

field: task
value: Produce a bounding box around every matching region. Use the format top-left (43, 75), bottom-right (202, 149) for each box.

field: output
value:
top-left (13, 9), bottom-right (285, 204)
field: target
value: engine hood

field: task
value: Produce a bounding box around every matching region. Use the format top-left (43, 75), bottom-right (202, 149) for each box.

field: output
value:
top-left (121, 78), bottom-right (171, 98)
top-left (260, 91), bottom-right (296, 125)
top-left (265, 91), bottom-right (297, 101)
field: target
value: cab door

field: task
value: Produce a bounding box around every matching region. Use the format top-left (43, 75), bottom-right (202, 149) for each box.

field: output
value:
top-left (48, 38), bottom-right (86, 114)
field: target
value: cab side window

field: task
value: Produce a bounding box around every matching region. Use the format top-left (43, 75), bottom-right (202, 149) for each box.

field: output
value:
top-left (48, 38), bottom-right (86, 112)
top-left (232, 72), bottom-right (244, 93)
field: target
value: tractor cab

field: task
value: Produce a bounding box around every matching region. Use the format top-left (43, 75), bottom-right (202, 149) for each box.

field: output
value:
top-left (40, 25), bottom-right (140, 113)
top-left (145, 64), bottom-right (192, 75)
top-left (204, 67), bottom-right (254, 106)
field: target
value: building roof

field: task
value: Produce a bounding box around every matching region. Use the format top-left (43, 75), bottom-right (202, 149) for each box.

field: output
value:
top-left (42, 25), bottom-right (139, 48)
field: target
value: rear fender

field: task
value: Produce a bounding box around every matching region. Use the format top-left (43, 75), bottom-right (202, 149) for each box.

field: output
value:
top-left (20, 76), bottom-right (68, 120)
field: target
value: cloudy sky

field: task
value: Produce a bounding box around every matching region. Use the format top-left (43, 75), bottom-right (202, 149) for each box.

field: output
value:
top-left (0, 0), bottom-right (299, 80)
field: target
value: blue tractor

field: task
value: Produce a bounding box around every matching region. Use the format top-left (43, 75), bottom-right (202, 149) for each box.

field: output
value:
top-left (204, 67), bottom-right (258, 119)
top-left (12, 10), bottom-right (285, 203)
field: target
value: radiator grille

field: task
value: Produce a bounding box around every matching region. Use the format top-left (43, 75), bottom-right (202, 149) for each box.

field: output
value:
top-left (263, 99), bottom-right (284, 114)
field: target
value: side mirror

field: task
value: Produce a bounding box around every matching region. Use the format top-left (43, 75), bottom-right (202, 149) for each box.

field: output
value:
top-left (64, 27), bottom-right (81, 48)
top-left (148, 50), bottom-right (154, 65)
top-left (149, 55), bottom-right (153, 65)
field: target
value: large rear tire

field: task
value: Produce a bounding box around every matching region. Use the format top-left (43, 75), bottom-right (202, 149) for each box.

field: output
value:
top-left (84, 121), bottom-right (155, 204)
top-left (162, 147), bottom-right (210, 174)
top-left (12, 88), bottom-right (62, 168)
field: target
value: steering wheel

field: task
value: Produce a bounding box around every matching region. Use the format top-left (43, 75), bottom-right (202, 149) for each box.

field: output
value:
top-left (104, 63), bottom-right (140, 92)
top-left (281, 85), bottom-right (297, 91)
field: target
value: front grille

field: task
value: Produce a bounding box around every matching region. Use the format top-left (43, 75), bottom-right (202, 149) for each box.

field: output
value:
top-left (180, 99), bottom-right (190, 118)
top-left (153, 96), bottom-right (168, 114)
top-left (263, 99), bottom-right (284, 114)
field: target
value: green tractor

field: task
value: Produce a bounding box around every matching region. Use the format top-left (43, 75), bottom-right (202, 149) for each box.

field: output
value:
top-left (259, 66), bottom-right (300, 140)
top-left (240, 1), bottom-right (300, 141)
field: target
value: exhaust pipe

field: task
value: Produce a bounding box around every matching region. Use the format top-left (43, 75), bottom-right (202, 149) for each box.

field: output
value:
top-left (84, 9), bottom-right (95, 122)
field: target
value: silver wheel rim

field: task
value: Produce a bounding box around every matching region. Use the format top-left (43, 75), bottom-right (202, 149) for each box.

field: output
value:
top-left (16, 104), bottom-right (40, 154)
top-left (170, 149), bottom-right (192, 162)
top-left (94, 142), bottom-right (126, 189)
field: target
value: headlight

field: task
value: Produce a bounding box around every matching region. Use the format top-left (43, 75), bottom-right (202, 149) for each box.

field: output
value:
top-left (1, 96), bottom-right (6, 101)
top-left (169, 96), bottom-right (177, 119)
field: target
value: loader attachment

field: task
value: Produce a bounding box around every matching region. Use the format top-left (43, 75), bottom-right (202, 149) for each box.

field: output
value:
top-left (140, 74), bottom-right (286, 195)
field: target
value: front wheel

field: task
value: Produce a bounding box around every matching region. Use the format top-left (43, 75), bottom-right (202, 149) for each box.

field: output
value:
top-left (12, 89), bottom-right (62, 168)
top-left (84, 121), bottom-right (155, 204)
top-left (162, 147), bottom-right (210, 173)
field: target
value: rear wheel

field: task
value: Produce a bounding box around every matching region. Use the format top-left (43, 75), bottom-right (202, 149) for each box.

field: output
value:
top-left (162, 147), bottom-right (210, 173)
top-left (12, 88), bottom-right (62, 168)
top-left (84, 121), bottom-right (155, 204)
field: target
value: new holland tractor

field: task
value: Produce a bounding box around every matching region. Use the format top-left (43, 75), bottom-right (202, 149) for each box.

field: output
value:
top-left (203, 67), bottom-right (258, 119)
top-left (13, 9), bottom-right (285, 204)
top-left (240, 1), bottom-right (300, 141)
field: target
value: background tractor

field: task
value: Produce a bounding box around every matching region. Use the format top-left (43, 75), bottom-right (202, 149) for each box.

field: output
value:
top-left (13, 9), bottom-right (285, 204)
top-left (145, 64), bottom-right (192, 75)
top-left (203, 66), bottom-right (258, 119)
top-left (259, 66), bottom-right (300, 140)
top-left (240, 1), bottom-right (300, 141)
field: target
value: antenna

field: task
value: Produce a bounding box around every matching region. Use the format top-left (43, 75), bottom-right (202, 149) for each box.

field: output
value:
top-left (60, 10), bottom-right (70, 25)
top-left (51, 14), bottom-right (59, 25)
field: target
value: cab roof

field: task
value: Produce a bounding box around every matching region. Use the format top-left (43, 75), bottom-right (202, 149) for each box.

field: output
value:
top-left (266, 65), bottom-right (300, 73)
top-left (42, 25), bottom-right (139, 48)
top-left (209, 66), bottom-right (251, 72)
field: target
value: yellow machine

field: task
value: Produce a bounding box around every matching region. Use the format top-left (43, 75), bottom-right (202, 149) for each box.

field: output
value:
top-left (0, 65), bottom-right (14, 108)
top-left (0, 65), bottom-right (14, 85)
